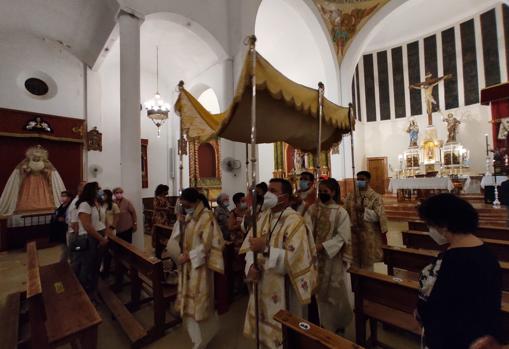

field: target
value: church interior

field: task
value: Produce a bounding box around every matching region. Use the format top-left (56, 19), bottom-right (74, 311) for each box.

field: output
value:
top-left (1, 0), bottom-right (509, 348)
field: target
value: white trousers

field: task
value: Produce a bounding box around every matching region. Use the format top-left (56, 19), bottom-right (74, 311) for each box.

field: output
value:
top-left (184, 313), bottom-right (219, 349)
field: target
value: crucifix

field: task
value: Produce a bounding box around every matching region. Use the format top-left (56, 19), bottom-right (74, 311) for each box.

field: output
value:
top-left (410, 72), bottom-right (452, 126)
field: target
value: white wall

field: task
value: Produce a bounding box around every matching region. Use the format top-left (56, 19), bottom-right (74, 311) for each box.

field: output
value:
top-left (0, 32), bottom-right (84, 118)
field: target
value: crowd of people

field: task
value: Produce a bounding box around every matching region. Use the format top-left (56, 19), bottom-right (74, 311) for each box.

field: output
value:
top-left (47, 170), bottom-right (505, 349)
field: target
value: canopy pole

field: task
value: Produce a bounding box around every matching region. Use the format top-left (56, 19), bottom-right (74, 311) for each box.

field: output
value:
top-left (178, 80), bottom-right (185, 194)
top-left (347, 103), bottom-right (362, 267)
top-left (245, 143), bottom-right (250, 191)
top-left (316, 82), bottom-right (324, 193)
top-left (247, 35), bottom-right (261, 349)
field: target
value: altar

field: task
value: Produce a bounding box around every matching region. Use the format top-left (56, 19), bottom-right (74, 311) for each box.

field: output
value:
top-left (388, 177), bottom-right (455, 201)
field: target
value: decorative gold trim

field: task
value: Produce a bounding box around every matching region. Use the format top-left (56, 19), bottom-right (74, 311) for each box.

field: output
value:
top-left (0, 131), bottom-right (84, 143)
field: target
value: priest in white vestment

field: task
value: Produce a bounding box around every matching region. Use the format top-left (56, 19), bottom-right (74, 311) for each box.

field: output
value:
top-left (304, 178), bottom-right (353, 333)
top-left (240, 178), bottom-right (316, 349)
top-left (169, 188), bottom-right (224, 349)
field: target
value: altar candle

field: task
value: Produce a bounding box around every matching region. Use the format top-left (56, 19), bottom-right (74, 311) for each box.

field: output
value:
top-left (485, 134), bottom-right (489, 156)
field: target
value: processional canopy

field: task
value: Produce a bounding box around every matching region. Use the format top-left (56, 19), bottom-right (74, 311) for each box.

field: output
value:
top-left (174, 50), bottom-right (352, 153)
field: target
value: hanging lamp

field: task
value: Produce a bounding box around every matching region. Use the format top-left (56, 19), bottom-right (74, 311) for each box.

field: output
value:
top-left (144, 46), bottom-right (170, 137)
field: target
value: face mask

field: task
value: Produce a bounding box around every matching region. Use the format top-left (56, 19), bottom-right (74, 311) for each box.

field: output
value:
top-left (262, 191), bottom-right (279, 210)
top-left (428, 227), bottom-right (448, 245)
top-left (357, 180), bottom-right (367, 190)
top-left (240, 202), bottom-right (248, 209)
top-left (319, 193), bottom-right (331, 203)
top-left (299, 180), bottom-right (310, 191)
top-left (222, 200), bottom-right (230, 208)
top-left (185, 207), bottom-right (195, 215)
top-left (97, 190), bottom-right (104, 199)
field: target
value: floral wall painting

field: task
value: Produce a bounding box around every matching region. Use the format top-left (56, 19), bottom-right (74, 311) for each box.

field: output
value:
top-left (314, 0), bottom-right (389, 62)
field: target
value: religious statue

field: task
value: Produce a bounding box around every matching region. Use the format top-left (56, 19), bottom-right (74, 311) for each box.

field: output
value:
top-left (443, 113), bottom-right (461, 143)
top-left (0, 145), bottom-right (66, 215)
top-left (410, 73), bottom-right (452, 125)
top-left (86, 126), bottom-right (102, 151)
top-left (498, 117), bottom-right (509, 140)
top-left (293, 148), bottom-right (306, 174)
top-left (406, 118), bottom-right (419, 148)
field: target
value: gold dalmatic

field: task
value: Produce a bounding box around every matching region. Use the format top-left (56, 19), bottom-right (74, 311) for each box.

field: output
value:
top-left (240, 207), bottom-right (316, 349)
top-left (172, 202), bottom-right (225, 321)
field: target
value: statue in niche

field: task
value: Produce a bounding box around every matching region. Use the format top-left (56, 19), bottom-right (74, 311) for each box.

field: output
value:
top-left (0, 145), bottom-right (66, 215)
top-left (410, 73), bottom-right (452, 124)
top-left (406, 118), bottom-right (419, 148)
top-left (442, 113), bottom-right (461, 144)
top-left (86, 127), bottom-right (102, 151)
top-left (293, 148), bottom-right (306, 174)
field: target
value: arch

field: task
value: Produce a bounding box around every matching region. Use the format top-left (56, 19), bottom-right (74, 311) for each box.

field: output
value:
top-left (254, 0), bottom-right (340, 102)
top-left (197, 88), bottom-right (221, 114)
top-left (145, 12), bottom-right (228, 62)
top-left (338, 0), bottom-right (410, 103)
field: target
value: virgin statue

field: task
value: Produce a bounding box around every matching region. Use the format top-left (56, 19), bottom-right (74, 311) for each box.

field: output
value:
top-left (0, 145), bottom-right (66, 215)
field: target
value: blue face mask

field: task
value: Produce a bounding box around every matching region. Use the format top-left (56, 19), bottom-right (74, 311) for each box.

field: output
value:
top-left (357, 180), bottom-right (367, 189)
top-left (299, 180), bottom-right (310, 191)
top-left (97, 189), bottom-right (104, 199)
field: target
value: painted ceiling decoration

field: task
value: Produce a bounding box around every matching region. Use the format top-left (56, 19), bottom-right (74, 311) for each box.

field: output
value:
top-left (314, 0), bottom-right (390, 63)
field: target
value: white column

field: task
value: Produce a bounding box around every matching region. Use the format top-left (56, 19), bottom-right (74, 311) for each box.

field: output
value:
top-left (118, 9), bottom-right (144, 248)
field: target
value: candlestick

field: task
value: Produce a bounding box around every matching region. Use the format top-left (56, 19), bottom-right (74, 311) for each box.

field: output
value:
top-left (485, 134), bottom-right (489, 156)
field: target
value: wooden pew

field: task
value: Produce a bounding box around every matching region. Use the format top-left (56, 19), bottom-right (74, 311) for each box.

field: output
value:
top-left (152, 223), bottom-right (173, 259)
top-left (405, 220), bottom-right (509, 241)
top-left (100, 234), bottom-right (180, 347)
top-left (273, 310), bottom-right (364, 349)
top-left (349, 267), bottom-right (421, 347)
top-left (26, 241), bottom-right (102, 349)
top-left (350, 267), bottom-right (509, 346)
top-left (0, 292), bottom-right (23, 349)
top-left (402, 230), bottom-right (509, 262)
top-left (382, 245), bottom-right (509, 294)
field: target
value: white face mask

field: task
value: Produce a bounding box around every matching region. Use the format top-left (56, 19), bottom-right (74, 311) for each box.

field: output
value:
top-left (185, 208), bottom-right (195, 215)
top-left (428, 227), bottom-right (448, 245)
top-left (262, 191), bottom-right (279, 210)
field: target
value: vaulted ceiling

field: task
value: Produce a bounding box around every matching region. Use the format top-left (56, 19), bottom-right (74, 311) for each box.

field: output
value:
top-left (0, 0), bottom-right (119, 67)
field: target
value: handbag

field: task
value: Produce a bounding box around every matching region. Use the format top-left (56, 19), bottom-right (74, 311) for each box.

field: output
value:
top-left (69, 235), bottom-right (89, 252)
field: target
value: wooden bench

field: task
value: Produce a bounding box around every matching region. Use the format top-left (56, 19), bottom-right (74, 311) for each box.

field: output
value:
top-left (0, 292), bottom-right (24, 349)
top-left (26, 241), bottom-right (102, 349)
top-left (349, 267), bottom-right (421, 347)
top-left (350, 267), bottom-right (509, 346)
top-left (402, 230), bottom-right (509, 262)
top-left (100, 233), bottom-right (180, 348)
top-left (404, 220), bottom-right (509, 241)
top-left (273, 309), bottom-right (364, 349)
top-left (382, 245), bottom-right (509, 294)
top-left (152, 224), bottom-right (173, 259)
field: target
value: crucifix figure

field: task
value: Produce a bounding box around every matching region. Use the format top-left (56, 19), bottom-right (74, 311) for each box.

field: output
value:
top-left (410, 72), bottom-right (452, 125)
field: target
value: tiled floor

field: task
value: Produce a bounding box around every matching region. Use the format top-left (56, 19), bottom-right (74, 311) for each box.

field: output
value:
top-left (0, 222), bottom-right (419, 349)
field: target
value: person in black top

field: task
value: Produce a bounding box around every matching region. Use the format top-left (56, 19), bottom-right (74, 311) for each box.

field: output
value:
top-left (416, 193), bottom-right (502, 349)
top-left (49, 190), bottom-right (72, 244)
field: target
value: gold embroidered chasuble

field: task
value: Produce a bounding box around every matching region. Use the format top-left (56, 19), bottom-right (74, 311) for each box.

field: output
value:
top-left (345, 187), bottom-right (388, 268)
top-left (240, 207), bottom-right (316, 349)
top-left (172, 202), bottom-right (225, 322)
top-left (304, 202), bottom-right (353, 330)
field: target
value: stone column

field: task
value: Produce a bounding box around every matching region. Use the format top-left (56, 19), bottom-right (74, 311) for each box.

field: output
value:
top-left (118, 9), bottom-right (144, 248)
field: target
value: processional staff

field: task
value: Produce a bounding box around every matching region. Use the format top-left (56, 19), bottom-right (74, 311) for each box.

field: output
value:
top-left (316, 82), bottom-right (324, 197)
top-left (347, 103), bottom-right (364, 268)
top-left (246, 34), bottom-right (261, 349)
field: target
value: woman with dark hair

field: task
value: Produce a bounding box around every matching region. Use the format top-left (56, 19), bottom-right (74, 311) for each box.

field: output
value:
top-left (71, 182), bottom-right (108, 298)
top-left (168, 187), bottom-right (224, 349)
top-left (99, 189), bottom-right (119, 276)
top-left (416, 193), bottom-right (502, 349)
top-left (304, 178), bottom-right (353, 333)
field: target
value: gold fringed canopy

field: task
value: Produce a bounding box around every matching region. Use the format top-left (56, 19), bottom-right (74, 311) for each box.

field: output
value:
top-left (175, 50), bottom-right (353, 153)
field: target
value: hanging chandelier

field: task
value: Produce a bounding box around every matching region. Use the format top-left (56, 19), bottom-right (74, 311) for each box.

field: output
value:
top-left (144, 46), bottom-right (170, 137)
